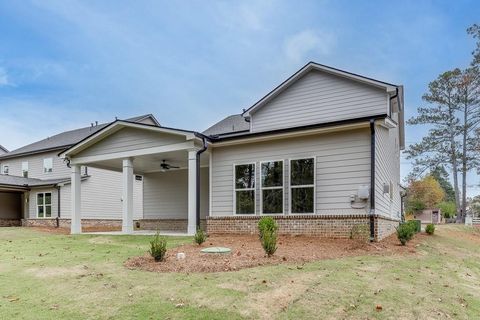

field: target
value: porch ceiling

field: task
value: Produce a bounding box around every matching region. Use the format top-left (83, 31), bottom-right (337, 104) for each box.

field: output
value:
top-left (86, 149), bottom-right (210, 174)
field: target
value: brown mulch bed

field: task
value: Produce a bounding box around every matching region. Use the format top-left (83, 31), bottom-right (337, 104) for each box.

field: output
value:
top-left (124, 233), bottom-right (426, 273)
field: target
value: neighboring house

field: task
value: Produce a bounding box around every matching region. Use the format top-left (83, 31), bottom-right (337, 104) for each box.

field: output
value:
top-left (1, 62), bottom-right (404, 241)
top-left (0, 115), bottom-right (159, 228)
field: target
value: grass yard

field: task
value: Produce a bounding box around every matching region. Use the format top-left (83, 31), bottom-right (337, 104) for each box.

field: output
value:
top-left (0, 225), bottom-right (479, 319)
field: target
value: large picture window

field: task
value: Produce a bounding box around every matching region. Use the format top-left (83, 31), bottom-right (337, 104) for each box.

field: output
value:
top-left (261, 161), bottom-right (283, 214)
top-left (37, 193), bottom-right (52, 218)
top-left (290, 158), bottom-right (315, 214)
top-left (234, 163), bottom-right (255, 214)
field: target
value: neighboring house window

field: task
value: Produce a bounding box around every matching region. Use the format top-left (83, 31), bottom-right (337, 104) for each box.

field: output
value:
top-left (43, 158), bottom-right (53, 173)
top-left (261, 160), bottom-right (284, 214)
top-left (22, 161), bottom-right (29, 178)
top-left (234, 163), bottom-right (255, 214)
top-left (2, 164), bottom-right (9, 175)
top-left (37, 193), bottom-right (52, 218)
top-left (290, 158), bottom-right (315, 214)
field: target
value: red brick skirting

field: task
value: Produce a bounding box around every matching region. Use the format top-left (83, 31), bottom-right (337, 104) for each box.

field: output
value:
top-left (206, 214), bottom-right (400, 241)
top-left (0, 219), bottom-right (21, 227)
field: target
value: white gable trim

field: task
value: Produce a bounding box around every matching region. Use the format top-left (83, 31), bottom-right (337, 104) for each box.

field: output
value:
top-left (243, 62), bottom-right (399, 117)
top-left (59, 121), bottom-right (197, 158)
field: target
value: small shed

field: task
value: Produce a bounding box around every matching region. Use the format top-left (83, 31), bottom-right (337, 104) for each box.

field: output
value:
top-left (414, 209), bottom-right (442, 224)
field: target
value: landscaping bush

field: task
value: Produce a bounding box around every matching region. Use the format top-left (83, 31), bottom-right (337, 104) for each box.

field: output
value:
top-left (258, 216), bottom-right (278, 239)
top-left (258, 217), bottom-right (278, 257)
top-left (194, 227), bottom-right (207, 245)
top-left (406, 220), bottom-right (421, 233)
top-left (396, 223), bottom-right (415, 245)
top-left (425, 223), bottom-right (435, 235)
top-left (149, 232), bottom-right (167, 262)
top-left (349, 224), bottom-right (370, 243)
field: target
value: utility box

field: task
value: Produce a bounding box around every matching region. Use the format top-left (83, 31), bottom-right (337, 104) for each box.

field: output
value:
top-left (357, 185), bottom-right (369, 200)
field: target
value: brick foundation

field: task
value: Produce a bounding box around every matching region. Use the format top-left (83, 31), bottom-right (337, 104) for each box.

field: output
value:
top-left (0, 219), bottom-right (22, 227)
top-left (207, 214), bottom-right (400, 241)
top-left (20, 218), bottom-right (204, 232)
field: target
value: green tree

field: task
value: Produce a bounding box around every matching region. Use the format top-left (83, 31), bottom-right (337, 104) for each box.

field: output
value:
top-left (438, 201), bottom-right (457, 219)
top-left (405, 176), bottom-right (445, 214)
top-left (430, 166), bottom-right (456, 202)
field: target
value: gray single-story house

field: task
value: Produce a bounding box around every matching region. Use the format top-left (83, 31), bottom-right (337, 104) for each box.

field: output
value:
top-left (0, 62), bottom-right (404, 240)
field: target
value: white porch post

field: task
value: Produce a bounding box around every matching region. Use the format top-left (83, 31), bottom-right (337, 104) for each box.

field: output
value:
top-left (122, 158), bottom-right (134, 234)
top-left (187, 149), bottom-right (197, 235)
top-left (70, 164), bottom-right (82, 234)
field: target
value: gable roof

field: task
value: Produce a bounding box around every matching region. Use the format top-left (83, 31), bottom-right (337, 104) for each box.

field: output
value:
top-left (202, 114), bottom-right (250, 137)
top-left (0, 145), bottom-right (8, 153)
top-left (0, 114), bottom-right (159, 160)
top-left (242, 61), bottom-right (400, 117)
top-left (59, 120), bottom-right (207, 159)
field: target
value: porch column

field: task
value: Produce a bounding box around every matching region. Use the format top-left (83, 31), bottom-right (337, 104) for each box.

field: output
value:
top-left (187, 149), bottom-right (197, 235)
top-left (70, 164), bottom-right (82, 234)
top-left (122, 158), bottom-right (134, 234)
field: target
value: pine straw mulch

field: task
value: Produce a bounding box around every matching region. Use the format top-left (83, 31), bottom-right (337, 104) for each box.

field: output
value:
top-left (124, 233), bottom-right (427, 273)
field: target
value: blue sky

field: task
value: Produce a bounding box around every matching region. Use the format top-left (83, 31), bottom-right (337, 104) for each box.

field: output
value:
top-left (0, 0), bottom-right (479, 194)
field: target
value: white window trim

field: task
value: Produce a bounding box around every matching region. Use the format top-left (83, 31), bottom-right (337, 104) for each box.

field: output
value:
top-left (260, 160), bottom-right (284, 215)
top-left (36, 192), bottom-right (53, 219)
top-left (233, 162), bottom-right (256, 215)
top-left (288, 156), bottom-right (316, 215)
top-left (2, 164), bottom-right (9, 175)
top-left (22, 161), bottom-right (29, 178)
top-left (43, 158), bottom-right (53, 173)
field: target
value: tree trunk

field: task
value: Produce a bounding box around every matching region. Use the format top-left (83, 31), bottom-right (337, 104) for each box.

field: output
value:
top-left (462, 101), bottom-right (468, 221)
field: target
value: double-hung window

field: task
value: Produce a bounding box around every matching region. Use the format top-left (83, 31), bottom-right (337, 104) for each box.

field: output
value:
top-left (1, 164), bottom-right (9, 175)
top-left (234, 163), bottom-right (255, 214)
top-left (261, 161), bottom-right (284, 214)
top-left (22, 161), bottom-right (28, 178)
top-left (290, 158), bottom-right (315, 214)
top-left (37, 193), bottom-right (52, 218)
top-left (43, 158), bottom-right (53, 173)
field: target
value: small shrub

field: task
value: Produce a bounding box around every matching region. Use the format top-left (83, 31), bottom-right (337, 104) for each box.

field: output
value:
top-left (261, 228), bottom-right (278, 256)
top-left (194, 227), bottom-right (207, 245)
top-left (396, 223), bottom-right (415, 245)
top-left (258, 217), bottom-right (278, 257)
top-left (258, 216), bottom-right (278, 239)
top-left (406, 220), bottom-right (421, 233)
top-left (425, 223), bottom-right (435, 235)
top-left (149, 232), bottom-right (167, 262)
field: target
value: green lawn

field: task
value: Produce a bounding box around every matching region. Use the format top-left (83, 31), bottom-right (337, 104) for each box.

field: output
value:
top-left (0, 226), bottom-right (479, 319)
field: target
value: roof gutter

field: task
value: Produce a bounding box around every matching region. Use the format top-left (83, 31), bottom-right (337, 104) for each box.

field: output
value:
top-left (196, 137), bottom-right (208, 229)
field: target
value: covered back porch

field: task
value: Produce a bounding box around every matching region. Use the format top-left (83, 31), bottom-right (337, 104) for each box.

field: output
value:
top-left (60, 121), bottom-right (210, 235)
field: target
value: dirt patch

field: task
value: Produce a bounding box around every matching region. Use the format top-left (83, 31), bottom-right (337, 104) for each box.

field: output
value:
top-left (125, 233), bottom-right (425, 273)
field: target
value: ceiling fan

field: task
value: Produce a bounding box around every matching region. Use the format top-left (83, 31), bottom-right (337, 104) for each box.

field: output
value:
top-left (160, 160), bottom-right (179, 171)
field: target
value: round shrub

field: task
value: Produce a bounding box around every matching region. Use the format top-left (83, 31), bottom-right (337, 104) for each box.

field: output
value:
top-left (194, 227), bottom-right (207, 245)
top-left (149, 232), bottom-right (167, 262)
top-left (425, 223), bottom-right (435, 235)
top-left (396, 223), bottom-right (415, 245)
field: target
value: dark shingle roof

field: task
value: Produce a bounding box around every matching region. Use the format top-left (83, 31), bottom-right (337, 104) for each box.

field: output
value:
top-left (0, 114), bottom-right (158, 159)
top-left (203, 114), bottom-right (250, 136)
top-left (0, 174), bottom-right (70, 188)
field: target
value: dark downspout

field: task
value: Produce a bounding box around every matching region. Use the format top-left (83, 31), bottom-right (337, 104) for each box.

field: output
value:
top-left (369, 119), bottom-right (376, 241)
top-left (56, 185), bottom-right (61, 228)
top-left (196, 137), bottom-right (208, 230)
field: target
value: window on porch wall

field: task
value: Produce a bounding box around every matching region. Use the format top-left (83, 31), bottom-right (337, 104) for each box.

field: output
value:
top-left (234, 164), bottom-right (255, 214)
top-left (37, 193), bottom-right (52, 218)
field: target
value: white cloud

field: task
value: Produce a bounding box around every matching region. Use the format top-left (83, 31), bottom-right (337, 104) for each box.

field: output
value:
top-left (283, 30), bottom-right (335, 63)
top-left (0, 67), bottom-right (10, 86)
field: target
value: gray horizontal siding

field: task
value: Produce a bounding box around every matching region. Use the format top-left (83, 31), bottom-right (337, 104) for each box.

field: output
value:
top-left (143, 168), bottom-right (209, 219)
top-left (78, 127), bottom-right (185, 157)
top-left (211, 128), bottom-right (371, 216)
top-left (251, 70), bottom-right (388, 132)
top-left (60, 167), bottom-right (143, 220)
top-left (375, 124), bottom-right (401, 219)
top-left (0, 151), bottom-right (69, 180)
